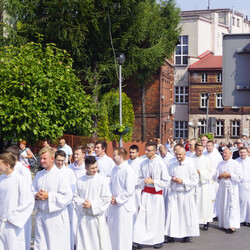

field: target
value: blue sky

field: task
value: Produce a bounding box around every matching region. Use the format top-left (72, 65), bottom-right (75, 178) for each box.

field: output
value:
top-left (175, 0), bottom-right (250, 18)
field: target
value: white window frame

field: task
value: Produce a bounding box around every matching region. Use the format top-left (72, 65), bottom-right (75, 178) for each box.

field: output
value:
top-left (201, 73), bottom-right (207, 83)
top-left (231, 121), bottom-right (240, 137)
top-left (175, 36), bottom-right (188, 66)
top-left (200, 94), bottom-right (207, 108)
top-left (174, 86), bottom-right (188, 104)
top-left (216, 120), bottom-right (224, 137)
top-left (174, 121), bottom-right (188, 139)
top-left (216, 93), bottom-right (223, 108)
top-left (200, 120), bottom-right (206, 134)
top-left (217, 73), bottom-right (222, 82)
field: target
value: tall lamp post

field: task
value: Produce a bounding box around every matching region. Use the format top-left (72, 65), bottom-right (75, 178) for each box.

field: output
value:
top-left (117, 54), bottom-right (125, 147)
top-left (206, 92), bottom-right (211, 133)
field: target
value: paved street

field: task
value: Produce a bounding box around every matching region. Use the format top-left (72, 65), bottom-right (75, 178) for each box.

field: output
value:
top-left (30, 219), bottom-right (250, 250)
top-left (138, 221), bottom-right (250, 250)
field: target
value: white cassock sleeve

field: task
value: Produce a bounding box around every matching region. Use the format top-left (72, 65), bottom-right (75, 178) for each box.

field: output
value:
top-left (154, 160), bottom-right (171, 192)
top-left (199, 159), bottom-right (213, 184)
top-left (7, 178), bottom-right (34, 228)
top-left (48, 174), bottom-right (73, 213)
top-left (183, 164), bottom-right (199, 191)
top-left (116, 168), bottom-right (135, 206)
top-left (231, 161), bottom-right (242, 184)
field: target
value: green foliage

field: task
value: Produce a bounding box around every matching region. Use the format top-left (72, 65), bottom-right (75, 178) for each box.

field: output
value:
top-left (199, 133), bottom-right (214, 141)
top-left (97, 91), bottom-right (134, 142)
top-left (0, 41), bottom-right (95, 142)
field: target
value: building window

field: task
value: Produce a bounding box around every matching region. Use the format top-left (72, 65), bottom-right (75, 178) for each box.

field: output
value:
top-left (200, 120), bottom-right (207, 134)
top-left (174, 86), bottom-right (188, 104)
top-left (200, 93), bottom-right (208, 108)
top-left (231, 121), bottom-right (240, 137)
top-left (233, 17), bottom-right (235, 26)
top-left (175, 35), bottom-right (188, 65)
top-left (237, 18), bottom-right (240, 27)
top-left (216, 120), bottom-right (224, 137)
top-left (217, 73), bottom-right (222, 82)
top-left (174, 121), bottom-right (188, 138)
top-left (201, 73), bottom-right (207, 83)
top-left (216, 93), bottom-right (223, 108)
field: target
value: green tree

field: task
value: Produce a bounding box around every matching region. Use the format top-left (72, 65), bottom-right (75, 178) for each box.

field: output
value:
top-left (97, 90), bottom-right (134, 142)
top-left (2, 0), bottom-right (180, 140)
top-left (0, 41), bottom-right (95, 142)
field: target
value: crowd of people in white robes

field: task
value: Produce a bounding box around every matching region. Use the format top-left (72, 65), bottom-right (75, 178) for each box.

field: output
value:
top-left (0, 136), bottom-right (250, 250)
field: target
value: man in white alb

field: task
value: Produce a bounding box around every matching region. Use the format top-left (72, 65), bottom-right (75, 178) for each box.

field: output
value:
top-left (133, 141), bottom-right (170, 249)
top-left (236, 147), bottom-right (250, 227)
top-left (215, 148), bottom-right (241, 233)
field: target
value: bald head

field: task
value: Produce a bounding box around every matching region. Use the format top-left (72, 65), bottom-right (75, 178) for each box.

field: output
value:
top-left (223, 148), bottom-right (232, 161)
top-left (176, 147), bottom-right (186, 162)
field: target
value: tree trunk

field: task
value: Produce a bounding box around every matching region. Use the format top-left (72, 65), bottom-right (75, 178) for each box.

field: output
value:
top-left (141, 84), bottom-right (146, 141)
top-left (92, 63), bottom-right (99, 138)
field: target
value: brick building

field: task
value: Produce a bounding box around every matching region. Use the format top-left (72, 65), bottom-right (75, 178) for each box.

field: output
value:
top-left (124, 59), bottom-right (175, 142)
top-left (188, 52), bottom-right (250, 142)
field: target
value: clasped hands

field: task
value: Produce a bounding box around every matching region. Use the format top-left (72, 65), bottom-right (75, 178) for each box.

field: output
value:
top-left (172, 176), bottom-right (183, 184)
top-left (35, 190), bottom-right (48, 200)
top-left (82, 200), bottom-right (91, 209)
top-left (218, 172), bottom-right (231, 180)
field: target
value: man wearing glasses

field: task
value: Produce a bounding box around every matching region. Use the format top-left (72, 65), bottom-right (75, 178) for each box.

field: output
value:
top-left (133, 140), bottom-right (170, 249)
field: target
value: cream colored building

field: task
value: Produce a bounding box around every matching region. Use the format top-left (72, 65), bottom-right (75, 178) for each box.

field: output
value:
top-left (173, 8), bottom-right (250, 140)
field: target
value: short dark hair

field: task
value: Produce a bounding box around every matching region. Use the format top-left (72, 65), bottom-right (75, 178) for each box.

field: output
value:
top-left (195, 142), bottom-right (204, 149)
top-left (145, 140), bottom-right (157, 151)
top-left (55, 150), bottom-right (66, 159)
top-left (0, 152), bottom-right (16, 168)
top-left (74, 145), bottom-right (86, 154)
top-left (95, 141), bottom-right (107, 150)
top-left (129, 145), bottom-right (139, 152)
top-left (239, 146), bottom-right (247, 152)
top-left (6, 145), bottom-right (21, 159)
top-left (206, 140), bottom-right (214, 145)
top-left (85, 156), bottom-right (97, 167)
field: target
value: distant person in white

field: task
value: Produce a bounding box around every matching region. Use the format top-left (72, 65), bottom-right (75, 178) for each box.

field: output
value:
top-left (203, 140), bottom-right (223, 218)
top-left (127, 144), bottom-right (141, 222)
top-left (186, 139), bottom-right (196, 157)
top-left (95, 141), bottom-right (115, 178)
top-left (0, 152), bottom-right (34, 250)
top-left (108, 147), bottom-right (135, 250)
top-left (58, 138), bottom-right (73, 165)
top-left (192, 142), bottom-right (213, 231)
top-left (6, 145), bottom-right (33, 250)
top-left (55, 150), bottom-right (76, 250)
top-left (86, 143), bottom-right (96, 156)
top-left (215, 148), bottom-right (241, 233)
top-left (32, 147), bottom-right (73, 250)
top-left (74, 156), bottom-right (112, 250)
top-left (236, 147), bottom-right (250, 227)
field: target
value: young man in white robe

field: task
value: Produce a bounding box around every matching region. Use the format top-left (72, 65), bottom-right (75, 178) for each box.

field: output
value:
top-left (0, 152), bottom-right (34, 250)
top-left (215, 148), bottom-right (242, 233)
top-left (236, 147), bottom-right (250, 227)
top-left (68, 145), bottom-right (86, 179)
top-left (192, 143), bottom-right (213, 231)
top-left (108, 147), bottom-right (135, 250)
top-left (203, 140), bottom-right (223, 218)
top-left (32, 147), bottom-right (73, 250)
top-left (55, 150), bottom-right (76, 250)
top-left (95, 141), bottom-right (115, 178)
top-left (165, 147), bottom-right (199, 243)
top-left (127, 144), bottom-right (142, 223)
top-left (6, 145), bottom-right (33, 250)
top-left (133, 141), bottom-right (170, 249)
top-left (74, 156), bottom-right (112, 250)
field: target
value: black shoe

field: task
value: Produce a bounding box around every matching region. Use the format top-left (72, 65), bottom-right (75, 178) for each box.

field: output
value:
top-left (164, 237), bottom-right (175, 243)
top-left (213, 216), bottom-right (218, 221)
top-left (132, 242), bottom-right (143, 249)
top-left (154, 243), bottom-right (163, 249)
top-left (240, 222), bottom-right (247, 226)
top-left (246, 223), bottom-right (250, 227)
top-left (226, 228), bottom-right (236, 234)
top-left (202, 222), bottom-right (209, 231)
top-left (181, 237), bottom-right (190, 243)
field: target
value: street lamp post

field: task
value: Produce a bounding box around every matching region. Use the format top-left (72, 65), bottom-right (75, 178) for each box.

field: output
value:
top-left (206, 92), bottom-right (211, 133)
top-left (116, 54), bottom-right (125, 147)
